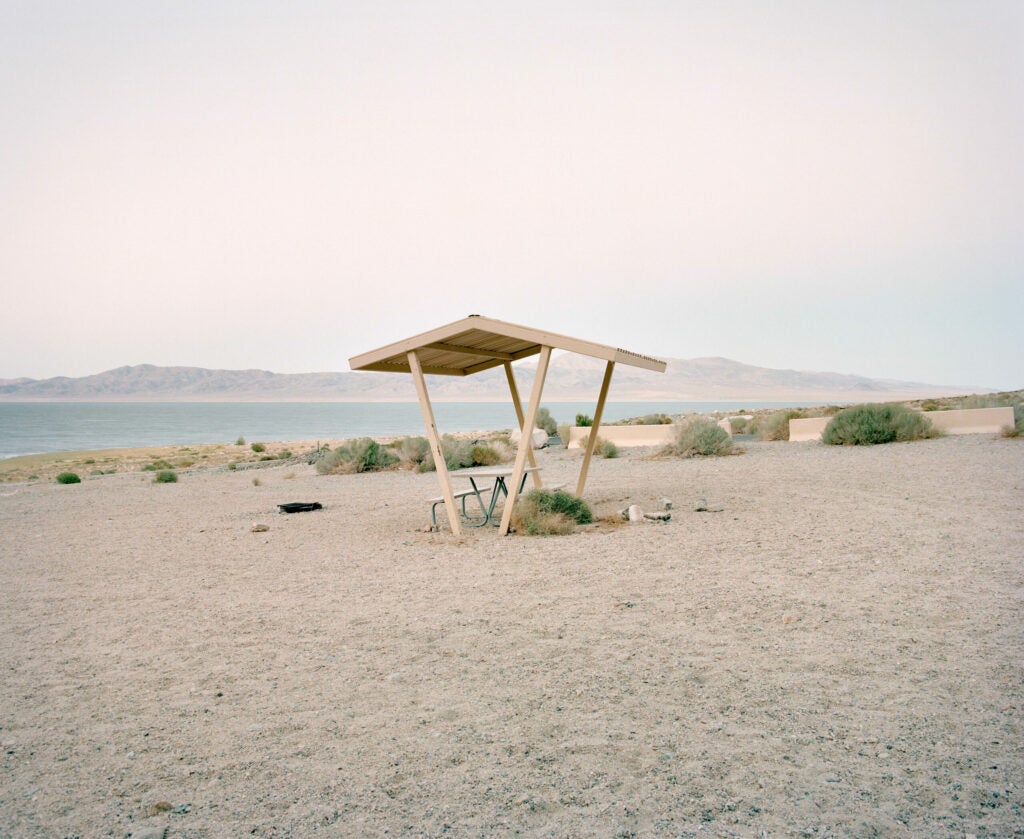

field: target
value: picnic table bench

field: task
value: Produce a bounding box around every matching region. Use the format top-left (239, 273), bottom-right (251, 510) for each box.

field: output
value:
top-left (430, 466), bottom-right (547, 528)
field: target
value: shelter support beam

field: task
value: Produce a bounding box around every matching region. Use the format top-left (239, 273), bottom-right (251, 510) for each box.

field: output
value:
top-left (576, 361), bottom-right (615, 497)
top-left (499, 345), bottom-right (552, 535)
top-left (503, 362), bottom-right (542, 488)
top-left (408, 350), bottom-right (462, 536)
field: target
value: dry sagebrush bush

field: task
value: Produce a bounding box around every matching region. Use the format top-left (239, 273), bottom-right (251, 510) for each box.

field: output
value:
top-left (512, 489), bottom-right (593, 536)
top-left (660, 419), bottom-right (734, 458)
top-left (822, 403), bottom-right (938, 446)
top-left (316, 438), bottom-right (399, 474)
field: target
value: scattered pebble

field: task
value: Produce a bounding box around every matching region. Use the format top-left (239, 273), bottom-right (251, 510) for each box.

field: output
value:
top-left (251, 523), bottom-right (270, 532)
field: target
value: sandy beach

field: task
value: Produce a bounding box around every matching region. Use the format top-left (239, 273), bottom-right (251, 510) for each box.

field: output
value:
top-left (1, 434), bottom-right (1022, 837)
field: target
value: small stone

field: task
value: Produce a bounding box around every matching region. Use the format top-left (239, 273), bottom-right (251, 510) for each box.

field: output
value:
top-left (144, 801), bottom-right (173, 817)
top-left (782, 614), bottom-right (796, 625)
top-left (251, 523), bottom-right (270, 532)
top-left (695, 497), bottom-right (708, 511)
top-left (627, 504), bottom-right (644, 522)
top-left (420, 524), bottom-right (437, 533)
top-left (660, 497), bottom-right (673, 510)
top-left (644, 511), bottom-right (671, 521)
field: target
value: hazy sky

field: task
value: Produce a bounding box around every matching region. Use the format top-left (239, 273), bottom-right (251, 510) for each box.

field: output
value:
top-left (2, 1), bottom-right (1021, 389)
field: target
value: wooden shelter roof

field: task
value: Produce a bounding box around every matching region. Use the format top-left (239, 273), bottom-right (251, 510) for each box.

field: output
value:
top-left (348, 314), bottom-right (667, 377)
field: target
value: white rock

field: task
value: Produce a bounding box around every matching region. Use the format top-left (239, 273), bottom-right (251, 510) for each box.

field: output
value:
top-left (509, 427), bottom-right (549, 449)
top-left (251, 523), bottom-right (270, 532)
top-left (627, 504), bottom-right (644, 523)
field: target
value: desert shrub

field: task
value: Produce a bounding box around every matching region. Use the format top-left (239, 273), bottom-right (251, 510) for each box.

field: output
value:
top-left (662, 419), bottom-right (734, 458)
top-left (227, 462), bottom-right (237, 470)
top-left (822, 403), bottom-right (937, 446)
top-left (575, 413), bottom-right (593, 427)
top-left (556, 424), bottom-right (572, 448)
top-left (316, 438), bottom-right (399, 474)
top-left (142, 459), bottom-right (173, 472)
top-left (599, 439), bottom-right (619, 458)
top-left (236, 436), bottom-right (246, 445)
top-left (729, 416), bottom-right (750, 434)
top-left (251, 442), bottom-right (266, 453)
top-left (84, 458), bottom-right (95, 464)
top-left (56, 472), bottom-right (81, 484)
top-left (397, 436), bottom-right (431, 470)
top-left (535, 407), bottom-right (558, 436)
top-left (470, 444), bottom-right (503, 466)
top-left (252, 477), bottom-right (261, 486)
top-left (278, 450), bottom-right (292, 460)
top-left (153, 470), bottom-right (177, 483)
top-left (758, 410), bottom-right (804, 442)
top-left (421, 435), bottom-right (503, 472)
top-left (90, 469), bottom-right (104, 476)
top-left (1009, 403), bottom-right (1024, 436)
top-left (618, 413), bottom-right (672, 426)
top-left (259, 455), bottom-right (276, 461)
top-left (438, 435), bottom-right (475, 471)
top-left (512, 489), bottom-right (593, 535)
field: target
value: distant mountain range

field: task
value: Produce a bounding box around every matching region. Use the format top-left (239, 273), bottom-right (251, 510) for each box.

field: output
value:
top-left (0, 357), bottom-right (981, 403)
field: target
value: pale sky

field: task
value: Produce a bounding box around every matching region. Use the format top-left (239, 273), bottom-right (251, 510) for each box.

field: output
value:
top-left (1, 1), bottom-right (1021, 389)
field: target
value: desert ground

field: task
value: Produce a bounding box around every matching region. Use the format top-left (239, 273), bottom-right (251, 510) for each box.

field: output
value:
top-left (1, 434), bottom-right (1022, 837)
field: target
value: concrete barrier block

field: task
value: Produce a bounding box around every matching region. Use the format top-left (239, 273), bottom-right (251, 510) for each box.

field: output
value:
top-left (567, 424), bottom-right (677, 449)
top-left (788, 406), bottom-right (1015, 442)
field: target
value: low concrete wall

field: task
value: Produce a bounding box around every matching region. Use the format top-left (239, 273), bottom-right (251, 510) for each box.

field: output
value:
top-left (925, 407), bottom-right (1014, 435)
top-left (566, 418), bottom-right (735, 449)
top-left (567, 424), bottom-right (676, 449)
top-left (789, 417), bottom-right (831, 442)
top-left (788, 406), bottom-right (1014, 442)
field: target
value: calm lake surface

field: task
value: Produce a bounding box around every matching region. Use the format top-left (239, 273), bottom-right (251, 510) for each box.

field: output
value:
top-left (0, 401), bottom-right (816, 459)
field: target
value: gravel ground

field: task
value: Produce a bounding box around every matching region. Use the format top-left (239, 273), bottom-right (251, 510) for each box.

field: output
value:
top-left (1, 435), bottom-right (1022, 837)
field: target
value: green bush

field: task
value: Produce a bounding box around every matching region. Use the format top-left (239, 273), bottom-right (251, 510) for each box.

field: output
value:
top-left (397, 436), bottom-right (432, 470)
top-left (758, 410), bottom-right (804, 442)
top-left (728, 416), bottom-right (750, 434)
top-left (316, 438), bottom-right (399, 474)
top-left (535, 407), bottom-right (558, 436)
top-left (614, 413), bottom-right (673, 426)
top-left (55, 472), bottom-right (81, 484)
top-left (141, 459), bottom-right (173, 472)
top-left (599, 438), bottom-right (619, 458)
top-left (822, 403), bottom-right (937, 446)
top-left (575, 413), bottom-right (593, 427)
top-left (250, 442), bottom-right (266, 453)
top-left (420, 435), bottom-right (491, 472)
top-left (663, 419), bottom-right (734, 458)
top-left (470, 444), bottom-right (503, 466)
top-left (154, 470), bottom-right (178, 483)
top-left (513, 489), bottom-right (593, 535)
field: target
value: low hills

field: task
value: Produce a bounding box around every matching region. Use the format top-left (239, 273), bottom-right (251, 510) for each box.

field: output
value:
top-left (0, 357), bottom-right (981, 403)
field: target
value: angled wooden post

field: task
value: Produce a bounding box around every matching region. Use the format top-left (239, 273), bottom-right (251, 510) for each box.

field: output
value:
top-left (499, 345), bottom-right (552, 535)
top-left (408, 350), bottom-right (461, 536)
top-left (503, 361), bottom-right (541, 488)
top-left (576, 360), bottom-right (615, 497)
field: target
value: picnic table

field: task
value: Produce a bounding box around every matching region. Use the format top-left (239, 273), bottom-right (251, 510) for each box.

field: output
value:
top-left (430, 466), bottom-right (543, 528)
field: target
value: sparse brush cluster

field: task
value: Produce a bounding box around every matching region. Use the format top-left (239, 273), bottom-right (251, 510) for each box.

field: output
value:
top-left (659, 418), bottom-right (734, 459)
top-left (822, 403), bottom-right (938, 445)
top-left (512, 489), bottom-right (593, 536)
top-left (315, 433), bottom-right (514, 475)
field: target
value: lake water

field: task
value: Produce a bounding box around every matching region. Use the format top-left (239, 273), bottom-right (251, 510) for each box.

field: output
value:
top-left (0, 401), bottom-right (815, 459)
